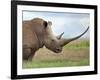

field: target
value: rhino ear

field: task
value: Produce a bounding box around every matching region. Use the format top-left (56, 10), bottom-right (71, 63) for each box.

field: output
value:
top-left (43, 21), bottom-right (48, 28)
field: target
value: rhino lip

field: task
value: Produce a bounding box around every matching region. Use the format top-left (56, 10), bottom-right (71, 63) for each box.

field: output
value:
top-left (55, 48), bottom-right (61, 53)
top-left (46, 47), bottom-right (61, 53)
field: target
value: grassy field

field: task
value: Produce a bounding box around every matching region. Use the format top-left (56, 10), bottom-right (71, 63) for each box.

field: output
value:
top-left (22, 39), bottom-right (90, 69)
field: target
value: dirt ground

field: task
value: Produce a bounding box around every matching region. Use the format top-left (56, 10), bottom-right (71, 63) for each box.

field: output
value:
top-left (33, 47), bottom-right (89, 61)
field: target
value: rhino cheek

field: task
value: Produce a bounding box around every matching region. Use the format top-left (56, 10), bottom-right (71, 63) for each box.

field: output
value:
top-left (45, 42), bottom-right (62, 53)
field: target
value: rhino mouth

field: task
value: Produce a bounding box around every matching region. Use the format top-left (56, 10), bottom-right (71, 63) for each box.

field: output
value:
top-left (45, 46), bottom-right (62, 53)
top-left (54, 48), bottom-right (62, 53)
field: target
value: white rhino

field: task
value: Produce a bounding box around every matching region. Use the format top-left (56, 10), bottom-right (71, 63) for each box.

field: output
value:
top-left (23, 18), bottom-right (89, 60)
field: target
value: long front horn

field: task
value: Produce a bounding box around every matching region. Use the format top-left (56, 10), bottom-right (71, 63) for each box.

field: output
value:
top-left (60, 26), bottom-right (89, 47)
top-left (56, 32), bottom-right (64, 39)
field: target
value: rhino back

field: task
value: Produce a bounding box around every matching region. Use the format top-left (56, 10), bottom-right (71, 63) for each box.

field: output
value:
top-left (23, 21), bottom-right (39, 50)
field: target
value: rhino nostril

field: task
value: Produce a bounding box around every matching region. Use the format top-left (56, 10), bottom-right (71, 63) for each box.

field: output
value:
top-left (56, 48), bottom-right (61, 51)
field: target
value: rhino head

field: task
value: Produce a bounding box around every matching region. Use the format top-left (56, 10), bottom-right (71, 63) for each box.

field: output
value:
top-left (43, 21), bottom-right (89, 53)
top-left (43, 21), bottom-right (63, 53)
top-left (42, 20), bottom-right (89, 53)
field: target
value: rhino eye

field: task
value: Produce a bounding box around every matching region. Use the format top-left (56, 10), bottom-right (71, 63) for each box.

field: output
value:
top-left (51, 39), bottom-right (55, 42)
top-left (43, 21), bottom-right (47, 28)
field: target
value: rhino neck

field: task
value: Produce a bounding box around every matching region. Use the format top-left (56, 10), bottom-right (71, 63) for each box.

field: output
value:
top-left (36, 35), bottom-right (44, 48)
top-left (30, 20), bottom-right (45, 48)
top-left (32, 28), bottom-right (44, 48)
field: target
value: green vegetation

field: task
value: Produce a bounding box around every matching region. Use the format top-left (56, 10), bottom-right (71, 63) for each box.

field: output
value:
top-left (22, 40), bottom-right (89, 69)
top-left (23, 58), bottom-right (89, 68)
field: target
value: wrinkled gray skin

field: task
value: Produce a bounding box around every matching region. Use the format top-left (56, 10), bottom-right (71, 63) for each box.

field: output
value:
top-left (23, 18), bottom-right (89, 60)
